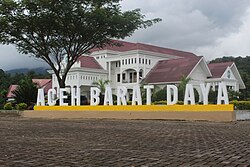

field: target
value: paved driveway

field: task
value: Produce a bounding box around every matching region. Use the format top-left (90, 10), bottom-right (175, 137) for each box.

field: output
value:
top-left (0, 115), bottom-right (250, 166)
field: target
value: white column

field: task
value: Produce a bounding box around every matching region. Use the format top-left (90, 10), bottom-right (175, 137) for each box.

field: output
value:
top-left (137, 70), bottom-right (139, 84)
top-left (108, 61), bottom-right (111, 81)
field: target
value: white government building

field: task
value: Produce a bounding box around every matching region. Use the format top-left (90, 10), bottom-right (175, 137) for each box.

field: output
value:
top-left (49, 40), bottom-right (245, 102)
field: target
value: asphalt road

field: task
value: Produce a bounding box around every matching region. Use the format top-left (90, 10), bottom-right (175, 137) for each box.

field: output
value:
top-left (0, 115), bottom-right (250, 166)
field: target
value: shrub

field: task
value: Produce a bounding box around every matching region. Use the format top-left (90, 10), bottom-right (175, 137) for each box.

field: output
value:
top-left (152, 100), bottom-right (167, 105)
top-left (177, 101), bottom-right (184, 105)
top-left (230, 101), bottom-right (250, 110)
top-left (4, 102), bottom-right (12, 110)
top-left (16, 103), bottom-right (27, 110)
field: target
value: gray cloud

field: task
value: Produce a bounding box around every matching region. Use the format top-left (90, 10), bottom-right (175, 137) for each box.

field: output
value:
top-left (1, 0), bottom-right (250, 70)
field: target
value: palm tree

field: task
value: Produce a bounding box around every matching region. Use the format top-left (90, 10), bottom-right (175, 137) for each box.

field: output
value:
top-left (178, 76), bottom-right (191, 101)
top-left (92, 79), bottom-right (110, 104)
top-left (92, 79), bottom-right (110, 94)
top-left (13, 77), bottom-right (38, 107)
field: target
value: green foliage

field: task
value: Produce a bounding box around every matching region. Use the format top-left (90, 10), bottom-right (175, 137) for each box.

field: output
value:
top-left (12, 77), bottom-right (38, 106)
top-left (230, 101), bottom-right (250, 110)
top-left (16, 103), bottom-right (27, 110)
top-left (4, 102), bottom-right (12, 110)
top-left (0, 0), bottom-right (161, 88)
top-left (92, 79), bottom-right (110, 93)
top-left (178, 76), bottom-right (191, 101)
top-left (152, 87), bottom-right (166, 102)
top-left (152, 100), bottom-right (167, 105)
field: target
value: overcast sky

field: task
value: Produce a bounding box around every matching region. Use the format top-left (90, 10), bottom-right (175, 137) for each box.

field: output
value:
top-left (1, 0), bottom-right (250, 70)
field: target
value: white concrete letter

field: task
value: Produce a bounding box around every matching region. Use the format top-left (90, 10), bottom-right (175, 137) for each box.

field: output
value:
top-left (104, 86), bottom-right (113, 106)
top-left (143, 85), bottom-right (154, 105)
top-left (132, 85), bottom-right (142, 105)
top-left (90, 87), bottom-right (101, 106)
top-left (117, 86), bottom-right (127, 105)
top-left (59, 88), bottom-right (68, 106)
top-left (167, 85), bottom-right (178, 105)
top-left (184, 84), bottom-right (195, 105)
top-left (200, 83), bottom-right (211, 105)
top-left (217, 83), bottom-right (229, 104)
top-left (48, 89), bottom-right (56, 106)
top-left (36, 89), bottom-right (45, 106)
top-left (71, 87), bottom-right (80, 106)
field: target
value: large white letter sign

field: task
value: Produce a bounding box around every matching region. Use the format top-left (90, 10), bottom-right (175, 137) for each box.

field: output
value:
top-left (132, 85), bottom-right (142, 105)
top-left (200, 83), bottom-right (211, 105)
top-left (104, 86), bottom-right (113, 106)
top-left (184, 84), bottom-right (195, 105)
top-left (143, 85), bottom-right (154, 105)
top-left (47, 89), bottom-right (56, 106)
top-left (167, 85), bottom-right (178, 105)
top-left (37, 89), bottom-right (45, 106)
top-left (117, 86), bottom-right (127, 105)
top-left (59, 88), bottom-right (68, 106)
top-left (71, 87), bottom-right (80, 106)
top-left (217, 83), bottom-right (229, 104)
top-left (90, 87), bottom-right (101, 106)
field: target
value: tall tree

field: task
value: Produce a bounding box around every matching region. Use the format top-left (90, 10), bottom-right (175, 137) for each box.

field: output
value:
top-left (0, 0), bottom-right (161, 88)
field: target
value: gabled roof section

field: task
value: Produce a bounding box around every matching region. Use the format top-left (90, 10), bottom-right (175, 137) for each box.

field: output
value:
top-left (208, 62), bottom-right (234, 78)
top-left (6, 85), bottom-right (18, 98)
top-left (77, 56), bottom-right (103, 69)
top-left (90, 40), bottom-right (197, 58)
top-left (143, 57), bottom-right (202, 84)
top-left (32, 79), bottom-right (51, 88)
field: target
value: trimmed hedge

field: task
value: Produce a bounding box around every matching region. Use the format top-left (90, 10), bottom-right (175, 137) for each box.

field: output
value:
top-left (152, 100), bottom-right (167, 105)
top-left (3, 102), bottom-right (12, 110)
top-left (230, 101), bottom-right (250, 110)
top-left (16, 103), bottom-right (27, 110)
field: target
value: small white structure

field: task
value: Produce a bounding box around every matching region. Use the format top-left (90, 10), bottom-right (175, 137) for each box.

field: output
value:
top-left (49, 40), bottom-right (245, 101)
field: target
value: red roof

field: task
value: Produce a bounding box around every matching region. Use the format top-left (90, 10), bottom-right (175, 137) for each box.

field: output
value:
top-left (143, 57), bottom-right (202, 83)
top-left (32, 79), bottom-right (52, 93)
top-left (32, 79), bottom-right (51, 88)
top-left (208, 62), bottom-right (234, 78)
top-left (77, 56), bottom-right (103, 69)
top-left (90, 40), bottom-right (197, 58)
top-left (6, 85), bottom-right (19, 98)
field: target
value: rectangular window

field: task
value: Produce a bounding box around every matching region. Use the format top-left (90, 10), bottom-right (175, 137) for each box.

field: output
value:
top-left (117, 74), bottom-right (120, 82)
top-left (128, 59), bottom-right (130, 64)
top-left (139, 58), bottom-right (141, 64)
top-left (142, 58), bottom-right (144, 64)
top-left (149, 59), bottom-right (151, 65)
top-left (135, 58), bottom-right (137, 64)
top-left (122, 60), bottom-right (124, 65)
top-left (131, 58), bottom-right (133, 64)
top-left (125, 59), bottom-right (127, 65)
top-left (122, 73), bottom-right (126, 80)
top-left (145, 59), bottom-right (147, 64)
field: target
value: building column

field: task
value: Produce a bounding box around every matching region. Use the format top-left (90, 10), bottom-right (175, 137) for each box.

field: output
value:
top-left (137, 70), bottom-right (139, 84)
top-left (108, 61), bottom-right (111, 81)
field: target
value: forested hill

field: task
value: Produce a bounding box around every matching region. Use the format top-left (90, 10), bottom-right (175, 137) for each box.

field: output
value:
top-left (210, 56), bottom-right (250, 100)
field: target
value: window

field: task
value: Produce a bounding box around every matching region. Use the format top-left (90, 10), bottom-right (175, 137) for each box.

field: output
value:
top-left (145, 59), bottom-right (147, 64)
top-left (122, 60), bottom-right (124, 65)
top-left (125, 59), bottom-right (127, 65)
top-left (135, 58), bottom-right (137, 64)
top-left (131, 58), bottom-right (133, 64)
top-left (116, 62), bottom-right (117, 67)
top-left (227, 71), bottom-right (231, 78)
top-left (139, 58), bottom-right (141, 64)
top-left (122, 73), bottom-right (126, 80)
top-left (117, 74), bottom-right (120, 82)
top-left (142, 58), bottom-right (144, 64)
top-left (128, 59), bottom-right (130, 64)
top-left (149, 59), bottom-right (151, 65)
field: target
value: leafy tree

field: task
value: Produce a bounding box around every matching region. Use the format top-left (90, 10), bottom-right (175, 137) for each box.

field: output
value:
top-left (0, 0), bottom-right (161, 88)
top-left (12, 77), bottom-right (38, 106)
